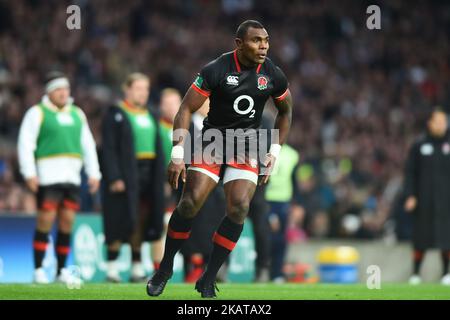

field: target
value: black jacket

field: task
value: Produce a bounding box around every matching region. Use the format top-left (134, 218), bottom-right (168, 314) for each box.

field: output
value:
top-left (100, 104), bottom-right (166, 243)
top-left (404, 131), bottom-right (450, 249)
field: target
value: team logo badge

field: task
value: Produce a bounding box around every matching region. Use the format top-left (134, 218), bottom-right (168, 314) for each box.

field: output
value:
top-left (194, 75), bottom-right (203, 88)
top-left (257, 76), bottom-right (268, 90)
top-left (226, 75), bottom-right (239, 86)
top-left (420, 143), bottom-right (433, 155)
top-left (115, 113), bottom-right (123, 122)
top-left (442, 143), bottom-right (450, 155)
top-left (250, 158), bottom-right (258, 168)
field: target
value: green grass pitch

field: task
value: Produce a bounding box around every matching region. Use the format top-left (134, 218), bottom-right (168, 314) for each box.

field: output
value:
top-left (1, 283), bottom-right (450, 300)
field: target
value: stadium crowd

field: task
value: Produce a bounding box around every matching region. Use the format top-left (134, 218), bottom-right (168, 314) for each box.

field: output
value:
top-left (0, 0), bottom-right (449, 241)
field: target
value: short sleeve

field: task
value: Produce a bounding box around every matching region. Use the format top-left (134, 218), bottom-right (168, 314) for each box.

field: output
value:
top-left (191, 60), bottom-right (219, 97)
top-left (271, 66), bottom-right (289, 101)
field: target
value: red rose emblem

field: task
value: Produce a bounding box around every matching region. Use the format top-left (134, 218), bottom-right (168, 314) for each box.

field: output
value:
top-left (257, 76), bottom-right (268, 90)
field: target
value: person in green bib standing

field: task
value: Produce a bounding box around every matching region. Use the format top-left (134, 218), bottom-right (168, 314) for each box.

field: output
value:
top-left (17, 71), bottom-right (101, 284)
top-left (155, 88), bottom-right (183, 273)
top-left (101, 73), bottom-right (166, 283)
top-left (265, 144), bottom-right (299, 282)
top-left (159, 88), bottom-right (182, 168)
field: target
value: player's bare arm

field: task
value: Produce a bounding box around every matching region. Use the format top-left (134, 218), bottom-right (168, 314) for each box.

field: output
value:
top-left (168, 87), bottom-right (208, 189)
top-left (260, 89), bottom-right (293, 185)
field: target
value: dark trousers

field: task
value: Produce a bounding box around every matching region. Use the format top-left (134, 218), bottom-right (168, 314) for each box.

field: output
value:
top-left (247, 186), bottom-right (271, 271)
top-left (269, 201), bottom-right (290, 279)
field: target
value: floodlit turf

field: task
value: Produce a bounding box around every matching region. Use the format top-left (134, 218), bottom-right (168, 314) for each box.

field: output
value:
top-left (1, 283), bottom-right (450, 300)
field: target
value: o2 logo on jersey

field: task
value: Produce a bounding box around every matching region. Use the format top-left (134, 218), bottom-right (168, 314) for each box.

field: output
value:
top-left (233, 95), bottom-right (255, 118)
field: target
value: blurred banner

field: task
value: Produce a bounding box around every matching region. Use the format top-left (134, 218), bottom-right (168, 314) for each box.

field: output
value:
top-left (0, 214), bottom-right (255, 283)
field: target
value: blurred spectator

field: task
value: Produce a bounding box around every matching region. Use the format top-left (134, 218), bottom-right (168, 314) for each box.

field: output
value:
top-left (0, 155), bottom-right (35, 213)
top-left (292, 164), bottom-right (335, 238)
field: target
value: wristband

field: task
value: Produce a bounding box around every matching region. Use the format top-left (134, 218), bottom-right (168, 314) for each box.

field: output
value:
top-left (269, 144), bottom-right (281, 158)
top-left (171, 145), bottom-right (184, 160)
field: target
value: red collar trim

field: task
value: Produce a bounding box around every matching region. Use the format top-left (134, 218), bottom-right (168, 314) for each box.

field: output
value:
top-left (121, 100), bottom-right (147, 114)
top-left (233, 50), bottom-right (241, 72)
top-left (160, 118), bottom-right (173, 128)
top-left (233, 50), bottom-right (262, 73)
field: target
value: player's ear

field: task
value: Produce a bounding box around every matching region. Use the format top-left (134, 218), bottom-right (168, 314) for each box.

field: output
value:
top-left (235, 37), bottom-right (243, 49)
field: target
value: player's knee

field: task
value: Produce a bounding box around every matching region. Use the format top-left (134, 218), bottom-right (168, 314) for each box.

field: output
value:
top-left (177, 196), bottom-right (200, 219)
top-left (58, 212), bottom-right (75, 231)
top-left (227, 199), bottom-right (250, 224)
top-left (37, 212), bottom-right (56, 230)
top-left (58, 218), bottom-right (73, 233)
top-left (36, 221), bottom-right (53, 233)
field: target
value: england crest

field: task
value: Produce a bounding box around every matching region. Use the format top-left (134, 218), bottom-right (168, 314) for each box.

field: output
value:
top-left (257, 76), bottom-right (268, 90)
top-left (443, 142), bottom-right (450, 155)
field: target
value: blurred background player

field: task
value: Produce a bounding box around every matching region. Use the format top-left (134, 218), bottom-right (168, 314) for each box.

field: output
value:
top-left (404, 108), bottom-right (450, 286)
top-left (101, 73), bottom-right (166, 283)
top-left (265, 143), bottom-right (300, 282)
top-left (159, 88), bottom-right (182, 168)
top-left (246, 114), bottom-right (275, 283)
top-left (17, 71), bottom-right (101, 284)
top-left (158, 88), bottom-right (181, 253)
top-left (158, 89), bottom-right (224, 283)
top-left (158, 92), bottom-right (227, 283)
